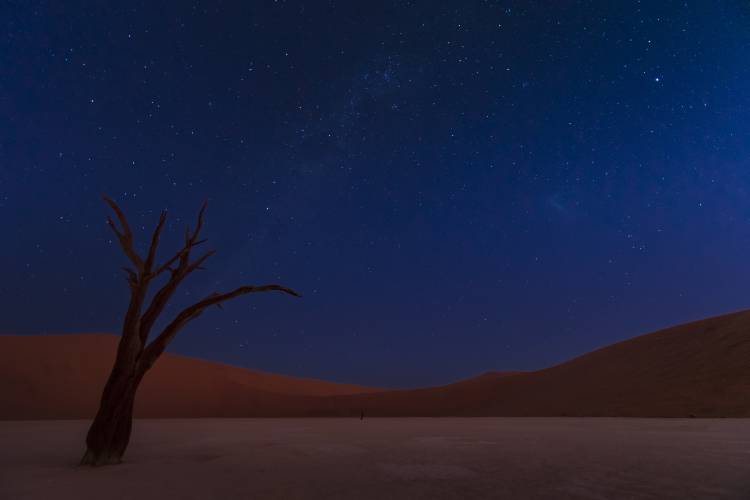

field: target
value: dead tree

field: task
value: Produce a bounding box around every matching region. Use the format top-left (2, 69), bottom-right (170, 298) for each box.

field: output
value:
top-left (80, 196), bottom-right (300, 466)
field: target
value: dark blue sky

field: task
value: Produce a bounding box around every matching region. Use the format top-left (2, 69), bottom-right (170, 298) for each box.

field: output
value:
top-left (2, 1), bottom-right (749, 387)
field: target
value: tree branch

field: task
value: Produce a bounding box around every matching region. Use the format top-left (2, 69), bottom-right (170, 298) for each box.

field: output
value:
top-left (150, 201), bottom-right (208, 278)
top-left (185, 249), bottom-right (216, 273)
top-left (103, 196), bottom-right (144, 273)
top-left (140, 284), bottom-right (301, 368)
top-left (121, 267), bottom-right (139, 288)
top-left (137, 251), bottom-right (214, 344)
top-left (137, 206), bottom-right (213, 342)
top-left (102, 196), bottom-right (135, 237)
top-left (144, 210), bottom-right (167, 273)
top-left (151, 238), bottom-right (207, 278)
top-left (186, 200), bottom-right (208, 246)
top-left (101, 195), bottom-right (300, 374)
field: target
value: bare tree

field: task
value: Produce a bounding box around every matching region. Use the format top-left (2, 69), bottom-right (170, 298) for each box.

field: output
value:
top-left (80, 196), bottom-right (300, 466)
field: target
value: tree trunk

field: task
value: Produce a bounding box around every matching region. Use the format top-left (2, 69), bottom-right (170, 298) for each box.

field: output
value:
top-left (80, 368), bottom-right (143, 466)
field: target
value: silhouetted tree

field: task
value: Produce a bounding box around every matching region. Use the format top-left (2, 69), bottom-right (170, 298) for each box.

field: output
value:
top-left (80, 196), bottom-right (300, 466)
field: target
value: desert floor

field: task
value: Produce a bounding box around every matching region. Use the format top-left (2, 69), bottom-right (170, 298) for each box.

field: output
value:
top-left (1, 418), bottom-right (749, 499)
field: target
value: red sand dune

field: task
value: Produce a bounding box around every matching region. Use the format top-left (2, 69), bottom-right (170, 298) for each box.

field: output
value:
top-left (0, 333), bottom-right (380, 419)
top-left (2, 309), bottom-right (750, 419)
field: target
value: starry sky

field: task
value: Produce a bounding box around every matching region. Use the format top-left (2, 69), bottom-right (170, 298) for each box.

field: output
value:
top-left (2, 1), bottom-right (750, 387)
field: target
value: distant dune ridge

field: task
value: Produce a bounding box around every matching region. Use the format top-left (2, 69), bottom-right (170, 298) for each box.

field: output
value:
top-left (2, 309), bottom-right (750, 419)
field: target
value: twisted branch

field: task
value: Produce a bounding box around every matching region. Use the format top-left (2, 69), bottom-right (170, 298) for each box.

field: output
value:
top-left (137, 202), bottom-right (214, 343)
top-left (102, 195), bottom-right (299, 363)
top-left (141, 285), bottom-right (301, 368)
top-left (103, 195), bottom-right (144, 273)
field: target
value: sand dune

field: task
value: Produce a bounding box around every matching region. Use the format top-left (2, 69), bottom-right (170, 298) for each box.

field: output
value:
top-left (2, 309), bottom-right (750, 419)
top-left (0, 333), bottom-right (380, 419)
top-left (321, 309), bottom-right (750, 417)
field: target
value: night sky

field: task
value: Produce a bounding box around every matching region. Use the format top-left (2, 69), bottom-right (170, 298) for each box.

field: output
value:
top-left (2, 1), bottom-right (750, 388)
